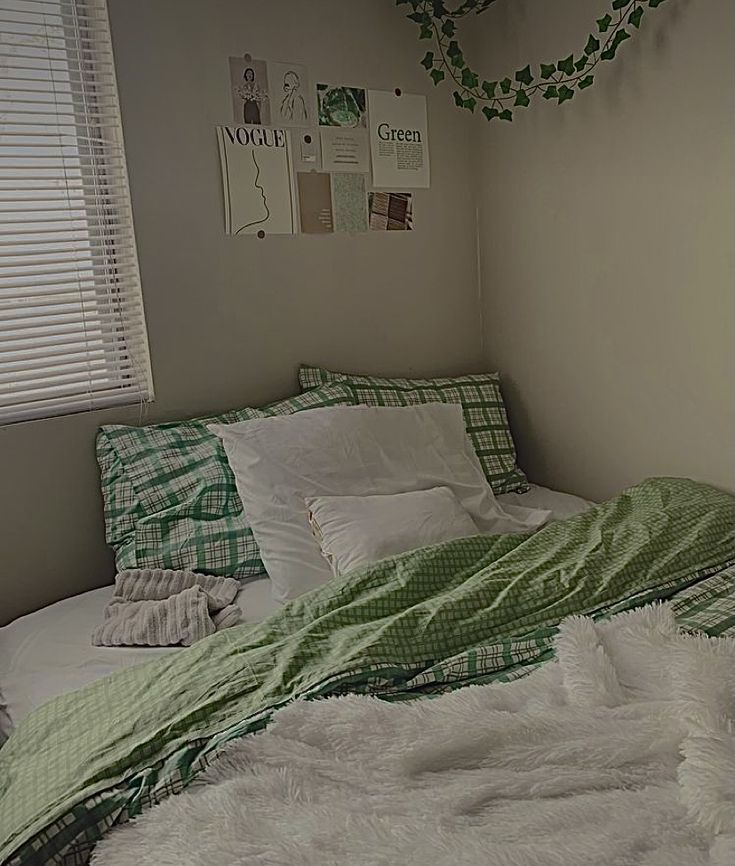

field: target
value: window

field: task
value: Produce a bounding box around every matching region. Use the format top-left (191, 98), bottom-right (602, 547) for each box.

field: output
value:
top-left (0, 0), bottom-right (152, 424)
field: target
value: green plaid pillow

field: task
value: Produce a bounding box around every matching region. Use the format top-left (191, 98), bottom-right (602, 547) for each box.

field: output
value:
top-left (97, 383), bottom-right (354, 577)
top-left (299, 365), bottom-right (528, 495)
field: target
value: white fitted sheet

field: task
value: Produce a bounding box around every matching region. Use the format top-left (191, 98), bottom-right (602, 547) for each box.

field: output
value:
top-left (0, 484), bottom-right (594, 741)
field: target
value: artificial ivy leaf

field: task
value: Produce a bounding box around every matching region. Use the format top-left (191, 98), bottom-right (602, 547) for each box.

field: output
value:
top-left (629, 6), bottom-right (644, 27)
top-left (419, 23), bottom-right (433, 39)
top-left (461, 67), bottom-right (479, 89)
top-left (574, 55), bottom-right (588, 72)
top-left (597, 13), bottom-right (612, 31)
top-left (482, 80), bottom-right (497, 98)
top-left (515, 64), bottom-right (533, 86)
top-left (557, 54), bottom-right (574, 75)
top-left (585, 35), bottom-right (600, 54)
top-left (601, 28), bottom-right (631, 60)
top-left (499, 77), bottom-right (512, 94)
top-left (540, 62), bottom-right (557, 79)
top-left (498, 109), bottom-right (513, 122)
top-left (432, 0), bottom-right (449, 16)
top-left (447, 40), bottom-right (465, 68)
top-left (557, 84), bottom-right (574, 104)
top-left (543, 85), bottom-right (558, 99)
top-left (649, 0), bottom-right (666, 6)
top-left (441, 18), bottom-right (456, 37)
top-left (430, 68), bottom-right (445, 85)
top-left (421, 51), bottom-right (434, 70)
top-left (577, 75), bottom-right (594, 89)
top-left (463, 96), bottom-right (477, 112)
top-left (482, 106), bottom-right (499, 121)
top-left (611, 0), bottom-right (628, 9)
top-left (453, 90), bottom-right (465, 107)
top-left (407, 11), bottom-right (429, 22)
top-left (514, 88), bottom-right (530, 107)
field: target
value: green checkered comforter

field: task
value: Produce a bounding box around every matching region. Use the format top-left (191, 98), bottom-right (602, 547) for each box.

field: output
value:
top-left (1, 477), bottom-right (733, 866)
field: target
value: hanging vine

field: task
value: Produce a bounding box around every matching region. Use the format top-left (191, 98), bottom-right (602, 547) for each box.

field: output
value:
top-left (399, 0), bottom-right (668, 121)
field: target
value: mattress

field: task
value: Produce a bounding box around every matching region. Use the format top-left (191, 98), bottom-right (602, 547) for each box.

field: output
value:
top-left (0, 484), bottom-right (593, 742)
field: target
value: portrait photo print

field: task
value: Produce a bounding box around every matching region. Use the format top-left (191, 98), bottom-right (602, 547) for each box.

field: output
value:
top-left (229, 57), bottom-right (270, 126)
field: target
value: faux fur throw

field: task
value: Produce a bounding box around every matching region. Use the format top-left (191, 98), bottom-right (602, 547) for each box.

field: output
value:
top-left (91, 568), bottom-right (241, 647)
top-left (92, 605), bottom-right (735, 866)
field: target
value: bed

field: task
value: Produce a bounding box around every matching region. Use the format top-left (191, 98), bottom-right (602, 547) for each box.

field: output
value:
top-left (1, 375), bottom-right (733, 866)
top-left (0, 484), bottom-right (593, 742)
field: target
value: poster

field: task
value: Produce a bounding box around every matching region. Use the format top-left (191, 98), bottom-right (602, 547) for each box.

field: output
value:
top-left (297, 172), bottom-right (333, 234)
top-left (317, 83), bottom-right (370, 174)
top-left (367, 90), bottom-right (430, 189)
top-left (368, 192), bottom-right (414, 231)
top-left (291, 128), bottom-right (321, 172)
top-left (332, 173), bottom-right (368, 233)
top-left (217, 126), bottom-right (296, 235)
top-left (268, 61), bottom-right (312, 127)
top-left (229, 57), bottom-right (270, 126)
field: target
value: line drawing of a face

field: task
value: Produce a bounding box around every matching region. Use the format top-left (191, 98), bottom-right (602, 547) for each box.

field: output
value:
top-left (283, 70), bottom-right (299, 94)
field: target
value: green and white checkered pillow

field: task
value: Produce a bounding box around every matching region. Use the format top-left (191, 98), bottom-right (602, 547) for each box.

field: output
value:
top-left (299, 365), bottom-right (528, 495)
top-left (97, 383), bottom-right (354, 578)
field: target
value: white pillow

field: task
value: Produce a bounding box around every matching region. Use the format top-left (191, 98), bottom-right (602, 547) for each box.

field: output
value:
top-left (211, 403), bottom-right (549, 601)
top-left (306, 487), bottom-right (481, 577)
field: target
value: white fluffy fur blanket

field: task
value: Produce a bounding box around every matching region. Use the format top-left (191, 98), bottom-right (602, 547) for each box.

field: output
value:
top-left (92, 605), bottom-right (735, 866)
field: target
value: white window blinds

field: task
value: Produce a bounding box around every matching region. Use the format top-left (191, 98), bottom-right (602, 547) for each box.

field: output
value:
top-left (0, 0), bottom-right (153, 424)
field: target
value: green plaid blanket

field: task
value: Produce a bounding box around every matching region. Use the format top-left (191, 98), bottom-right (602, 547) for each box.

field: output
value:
top-left (1, 477), bottom-right (733, 866)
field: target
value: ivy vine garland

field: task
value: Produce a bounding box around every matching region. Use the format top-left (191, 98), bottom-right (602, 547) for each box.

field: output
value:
top-left (399, 0), bottom-right (668, 121)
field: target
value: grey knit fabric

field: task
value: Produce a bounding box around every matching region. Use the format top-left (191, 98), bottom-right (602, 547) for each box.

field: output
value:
top-left (112, 568), bottom-right (240, 611)
top-left (92, 569), bottom-right (242, 647)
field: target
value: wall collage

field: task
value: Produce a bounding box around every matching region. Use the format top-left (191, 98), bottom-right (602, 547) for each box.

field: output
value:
top-left (217, 54), bottom-right (431, 237)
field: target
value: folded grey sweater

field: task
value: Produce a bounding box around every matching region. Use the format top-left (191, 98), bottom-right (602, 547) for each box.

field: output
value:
top-left (91, 569), bottom-right (242, 648)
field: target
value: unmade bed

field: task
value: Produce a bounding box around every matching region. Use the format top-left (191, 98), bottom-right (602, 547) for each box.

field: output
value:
top-left (0, 484), bottom-right (592, 742)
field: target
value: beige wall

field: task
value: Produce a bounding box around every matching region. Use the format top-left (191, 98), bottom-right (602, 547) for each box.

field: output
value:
top-left (0, 0), bottom-right (483, 624)
top-left (476, 0), bottom-right (735, 501)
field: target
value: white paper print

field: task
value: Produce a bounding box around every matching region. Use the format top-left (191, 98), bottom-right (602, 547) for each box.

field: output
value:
top-left (368, 91), bottom-right (430, 189)
top-left (319, 126), bottom-right (369, 174)
top-left (229, 57), bottom-right (270, 126)
top-left (217, 126), bottom-right (295, 235)
top-left (268, 61), bottom-right (312, 127)
top-left (317, 82), bottom-right (369, 174)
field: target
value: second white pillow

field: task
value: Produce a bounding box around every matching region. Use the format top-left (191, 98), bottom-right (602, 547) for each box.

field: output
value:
top-left (306, 487), bottom-right (480, 577)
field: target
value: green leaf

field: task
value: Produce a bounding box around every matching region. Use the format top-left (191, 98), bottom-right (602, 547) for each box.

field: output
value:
top-left (585, 34), bottom-right (600, 54)
top-left (463, 96), bottom-right (477, 112)
top-left (515, 64), bottom-right (533, 86)
top-left (577, 75), bottom-right (594, 89)
top-left (514, 88), bottom-right (530, 107)
top-left (557, 84), bottom-right (574, 104)
top-left (597, 13), bottom-right (612, 31)
top-left (601, 28), bottom-right (631, 60)
top-left (420, 51), bottom-right (434, 70)
top-left (430, 68), bottom-right (445, 85)
top-left (629, 6), bottom-right (644, 27)
top-left (461, 67), bottom-right (479, 88)
top-left (453, 90), bottom-right (465, 108)
top-left (543, 85), bottom-right (558, 100)
top-left (441, 18), bottom-right (456, 37)
top-left (482, 106), bottom-right (500, 121)
top-left (499, 77), bottom-right (512, 94)
top-left (540, 62), bottom-right (557, 79)
top-left (407, 11), bottom-right (429, 23)
top-left (447, 40), bottom-right (465, 68)
top-left (419, 23), bottom-right (433, 39)
top-left (481, 80), bottom-right (497, 98)
top-left (649, 0), bottom-right (666, 6)
top-left (574, 55), bottom-right (588, 72)
top-left (498, 109), bottom-right (513, 122)
top-left (557, 54), bottom-right (574, 75)
top-left (612, 0), bottom-right (628, 9)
